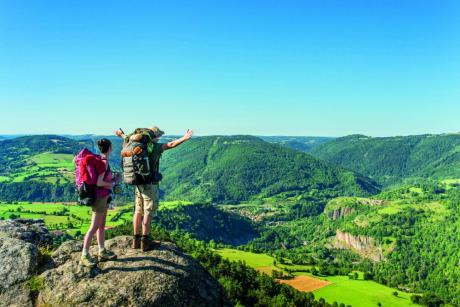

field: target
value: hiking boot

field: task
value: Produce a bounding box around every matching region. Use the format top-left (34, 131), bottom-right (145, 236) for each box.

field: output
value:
top-left (80, 254), bottom-right (97, 268)
top-left (141, 236), bottom-right (160, 252)
top-left (98, 249), bottom-right (117, 262)
top-left (132, 235), bottom-right (141, 249)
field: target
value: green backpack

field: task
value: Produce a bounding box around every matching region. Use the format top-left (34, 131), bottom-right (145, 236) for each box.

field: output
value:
top-left (121, 129), bottom-right (162, 185)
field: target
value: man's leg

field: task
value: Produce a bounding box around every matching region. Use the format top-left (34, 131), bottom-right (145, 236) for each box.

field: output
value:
top-left (142, 184), bottom-right (159, 235)
top-left (142, 215), bottom-right (152, 236)
top-left (133, 212), bottom-right (142, 235)
top-left (140, 184), bottom-right (159, 251)
top-left (132, 186), bottom-right (143, 249)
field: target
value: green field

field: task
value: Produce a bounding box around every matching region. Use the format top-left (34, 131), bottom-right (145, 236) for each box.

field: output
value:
top-left (28, 152), bottom-right (75, 169)
top-left (317, 276), bottom-right (416, 307)
top-left (2, 152), bottom-right (76, 183)
top-left (216, 248), bottom-right (313, 273)
top-left (216, 248), bottom-right (419, 307)
top-left (217, 248), bottom-right (275, 268)
top-left (0, 200), bottom-right (192, 236)
top-left (0, 202), bottom-right (132, 235)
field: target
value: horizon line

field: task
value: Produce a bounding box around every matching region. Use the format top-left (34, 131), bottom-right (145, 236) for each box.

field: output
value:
top-left (2, 131), bottom-right (460, 139)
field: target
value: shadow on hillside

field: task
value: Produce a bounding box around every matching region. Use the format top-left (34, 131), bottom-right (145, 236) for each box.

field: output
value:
top-left (118, 256), bottom-right (187, 269)
top-left (98, 255), bottom-right (188, 277)
top-left (100, 264), bottom-right (183, 277)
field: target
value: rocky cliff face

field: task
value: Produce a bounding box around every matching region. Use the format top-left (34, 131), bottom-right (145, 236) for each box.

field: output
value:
top-left (0, 219), bottom-right (231, 307)
top-left (327, 207), bottom-right (356, 220)
top-left (334, 230), bottom-right (384, 262)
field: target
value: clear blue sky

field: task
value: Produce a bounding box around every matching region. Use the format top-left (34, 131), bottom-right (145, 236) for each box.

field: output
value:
top-left (1, 0), bottom-right (459, 136)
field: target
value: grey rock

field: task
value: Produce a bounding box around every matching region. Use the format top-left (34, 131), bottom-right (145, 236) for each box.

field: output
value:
top-left (0, 219), bottom-right (52, 246)
top-left (335, 230), bottom-right (385, 262)
top-left (0, 237), bottom-right (37, 307)
top-left (38, 236), bottom-right (231, 307)
top-left (0, 284), bottom-right (33, 307)
top-left (51, 239), bottom-right (83, 267)
top-left (0, 238), bottom-right (38, 289)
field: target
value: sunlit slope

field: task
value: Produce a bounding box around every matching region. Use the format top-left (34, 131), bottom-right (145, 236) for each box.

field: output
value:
top-left (160, 135), bottom-right (380, 203)
top-left (311, 133), bottom-right (460, 185)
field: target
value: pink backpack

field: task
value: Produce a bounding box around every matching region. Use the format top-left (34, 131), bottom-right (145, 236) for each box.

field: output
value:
top-left (74, 148), bottom-right (99, 188)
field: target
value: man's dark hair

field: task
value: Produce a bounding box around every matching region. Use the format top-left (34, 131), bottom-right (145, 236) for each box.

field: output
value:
top-left (97, 138), bottom-right (112, 153)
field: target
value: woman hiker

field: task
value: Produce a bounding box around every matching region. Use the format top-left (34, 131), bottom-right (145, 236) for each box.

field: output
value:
top-left (80, 138), bottom-right (120, 267)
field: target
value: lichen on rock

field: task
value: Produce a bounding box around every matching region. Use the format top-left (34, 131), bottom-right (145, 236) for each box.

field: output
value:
top-left (38, 236), bottom-right (230, 307)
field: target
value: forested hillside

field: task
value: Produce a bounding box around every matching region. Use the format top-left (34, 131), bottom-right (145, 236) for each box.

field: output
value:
top-left (160, 135), bottom-right (379, 203)
top-left (312, 133), bottom-right (460, 185)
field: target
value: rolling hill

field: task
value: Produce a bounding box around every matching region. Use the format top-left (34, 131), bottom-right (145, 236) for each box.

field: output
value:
top-left (160, 135), bottom-right (379, 203)
top-left (311, 133), bottom-right (460, 186)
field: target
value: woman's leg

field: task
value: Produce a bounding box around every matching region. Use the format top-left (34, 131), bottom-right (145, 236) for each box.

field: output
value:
top-left (96, 211), bottom-right (107, 250)
top-left (82, 212), bottom-right (102, 253)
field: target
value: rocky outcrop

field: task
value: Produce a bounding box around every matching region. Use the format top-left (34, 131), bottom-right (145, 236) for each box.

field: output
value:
top-left (38, 236), bottom-right (230, 307)
top-left (327, 207), bottom-right (356, 220)
top-left (0, 219), bottom-right (52, 245)
top-left (334, 230), bottom-right (384, 262)
top-left (0, 219), bottom-right (230, 307)
top-left (326, 198), bottom-right (387, 220)
top-left (358, 199), bottom-right (386, 206)
top-left (0, 220), bottom-right (47, 307)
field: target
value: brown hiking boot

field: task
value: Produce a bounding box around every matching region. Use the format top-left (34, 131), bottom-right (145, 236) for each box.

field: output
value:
top-left (98, 249), bottom-right (117, 262)
top-left (132, 235), bottom-right (141, 249)
top-left (141, 236), bottom-right (160, 252)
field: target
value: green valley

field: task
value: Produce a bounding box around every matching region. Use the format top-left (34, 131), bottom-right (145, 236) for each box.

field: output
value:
top-left (1, 134), bottom-right (459, 306)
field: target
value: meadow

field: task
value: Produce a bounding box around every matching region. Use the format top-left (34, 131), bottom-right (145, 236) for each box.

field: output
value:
top-left (2, 152), bottom-right (75, 184)
top-left (0, 200), bottom-right (192, 236)
top-left (0, 201), bottom-right (132, 235)
top-left (216, 248), bottom-right (419, 307)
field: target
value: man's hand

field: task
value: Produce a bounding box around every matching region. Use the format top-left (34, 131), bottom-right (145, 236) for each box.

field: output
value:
top-left (183, 129), bottom-right (193, 141)
top-left (163, 129), bottom-right (194, 151)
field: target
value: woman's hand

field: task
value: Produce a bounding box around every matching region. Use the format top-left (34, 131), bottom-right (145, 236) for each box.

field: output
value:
top-left (97, 172), bottom-right (113, 189)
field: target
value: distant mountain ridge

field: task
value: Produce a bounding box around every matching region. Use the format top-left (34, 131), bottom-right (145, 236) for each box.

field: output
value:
top-left (311, 133), bottom-right (460, 185)
top-left (259, 136), bottom-right (335, 152)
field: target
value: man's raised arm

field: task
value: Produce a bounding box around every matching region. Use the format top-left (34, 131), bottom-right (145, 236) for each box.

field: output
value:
top-left (162, 129), bottom-right (193, 151)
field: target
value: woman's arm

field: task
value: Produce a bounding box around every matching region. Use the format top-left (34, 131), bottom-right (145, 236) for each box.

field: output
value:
top-left (96, 161), bottom-right (113, 188)
top-left (96, 172), bottom-right (113, 189)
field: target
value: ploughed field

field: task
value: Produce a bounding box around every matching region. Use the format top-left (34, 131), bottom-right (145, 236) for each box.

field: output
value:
top-left (216, 248), bottom-right (419, 307)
